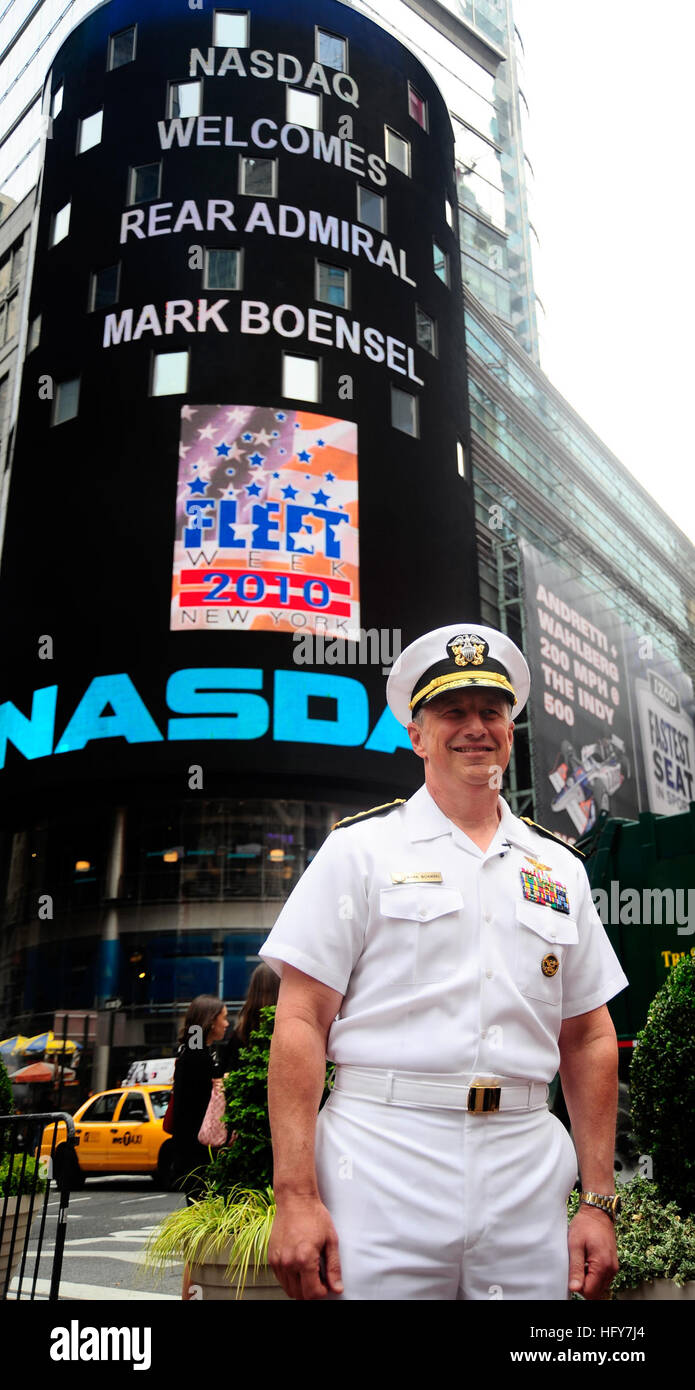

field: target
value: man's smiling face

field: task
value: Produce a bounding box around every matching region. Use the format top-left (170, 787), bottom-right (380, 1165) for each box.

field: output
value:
top-left (407, 687), bottom-right (514, 793)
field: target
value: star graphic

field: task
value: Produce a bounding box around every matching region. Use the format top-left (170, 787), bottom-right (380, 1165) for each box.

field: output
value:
top-left (179, 443), bottom-right (191, 458)
top-left (181, 405), bottom-right (198, 421)
top-left (272, 472), bottom-right (280, 479)
top-left (312, 488), bottom-right (330, 506)
top-left (248, 452), bottom-right (265, 467)
top-left (317, 439), bottom-right (326, 447)
top-left (289, 528), bottom-right (315, 553)
top-left (324, 472), bottom-right (335, 482)
top-left (272, 431), bottom-right (280, 438)
top-left (197, 423), bottom-right (218, 441)
top-left (297, 450), bottom-right (312, 463)
top-left (282, 484), bottom-right (299, 499)
top-left (246, 481), bottom-right (263, 496)
top-left (226, 468), bottom-right (236, 477)
top-left (294, 422), bottom-right (301, 428)
top-left (254, 428), bottom-right (274, 447)
top-left (188, 477), bottom-right (208, 495)
top-left (226, 407), bottom-right (249, 425)
top-left (275, 412), bottom-right (286, 421)
top-left (279, 449), bottom-right (287, 455)
top-left (216, 442), bottom-right (230, 456)
top-left (223, 441), bottom-right (245, 463)
top-left (242, 432), bottom-right (254, 442)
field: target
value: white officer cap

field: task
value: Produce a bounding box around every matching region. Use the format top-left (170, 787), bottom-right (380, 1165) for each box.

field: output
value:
top-left (386, 624), bottom-right (530, 725)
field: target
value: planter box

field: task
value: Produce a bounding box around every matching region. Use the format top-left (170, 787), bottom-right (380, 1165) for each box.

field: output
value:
top-left (190, 1245), bottom-right (289, 1301)
top-left (616, 1279), bottom-right (695, 1301)
top-left (0, 1196), bottom-right (37, 1290)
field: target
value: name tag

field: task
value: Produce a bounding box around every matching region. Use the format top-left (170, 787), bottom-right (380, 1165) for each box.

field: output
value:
top-left (390, 871), bottom-right (443, 884)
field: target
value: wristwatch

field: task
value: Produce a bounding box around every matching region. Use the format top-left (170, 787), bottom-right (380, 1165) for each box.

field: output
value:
top-left (579, 1191), bottom-right (622, 1222)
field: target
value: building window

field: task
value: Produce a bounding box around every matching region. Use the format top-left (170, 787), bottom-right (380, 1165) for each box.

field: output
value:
top-left (457, 441), bottom-right (466, 478)
top-left (168, 81), bottom-right (202, 118)
top-left (89, 264), bottom-right (121, 312)
top-left (28, 315), bottom-right (42, 352)
top-left (408, 84), bottom-right (427, 130)
top-left (282, 354), bottom-right (320, 402)
top-left (52, 378), bottom-right (80, 426)
top-left (316, 29), bottom-right (347, 70)
top-left (445, 198), bottom-right (454, 228)
top-left (77, 110), bottom-right (103, 155)
top-left (108, 26), bottom-right (137, 70)
top-left (128, 163), bottom-right (162, 205)
top-left (286, 89), bottom-right (321, 129)
top-left (316, 261), bottom-right (349, 308)
top-left (385, 127), bottom-right (410, 176)
top-left (433, 242), bottom-right (449, 285)
top-left (205, 248), bottom-right (242, 290)
top-left (51, 85), bottom-right (64, 119)
top-left (213, 11), bottom-right (249, 47)
top-left (0, 253), bottom-right (11, 297)
top-left (357, 185), bottom-right (385, 233)
top-left (239, 157), bottom-right (277, 197)
top-left (391, 386), bottom-right (418, 437)
top-left (50, 202), bottom-right (71, 247)
top-left (4, 293), bottom-right (18, 344)
top-left (152, 352), bottom-right (189, 397)
top-left (415, 306), bottom-right (436, 355)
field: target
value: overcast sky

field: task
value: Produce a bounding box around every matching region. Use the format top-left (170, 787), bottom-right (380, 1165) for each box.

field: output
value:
top-left (512, 0), bottom-right (695, 546)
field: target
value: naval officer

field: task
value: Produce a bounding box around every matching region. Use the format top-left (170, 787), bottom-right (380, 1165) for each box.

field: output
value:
top-left (260, 624), bottom-right (628, 1300)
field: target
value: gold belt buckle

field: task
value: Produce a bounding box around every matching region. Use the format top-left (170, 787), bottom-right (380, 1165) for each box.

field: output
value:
top-left (467, 1079), bottom-right (501, 1114)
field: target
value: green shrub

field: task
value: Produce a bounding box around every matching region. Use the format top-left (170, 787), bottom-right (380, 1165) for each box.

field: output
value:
top-left (630, 953), bottom-right (695, 1214)
top-left (0, 1152), bottom-right (48, 1198)
top-left (569, 1176), bottom-right (695, 1291)
top-left (207, 1006), bottom-right (276, 1193)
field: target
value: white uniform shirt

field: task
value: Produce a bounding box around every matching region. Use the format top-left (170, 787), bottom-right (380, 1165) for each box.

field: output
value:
top-left (260, 785), bottom-right (628, 1082)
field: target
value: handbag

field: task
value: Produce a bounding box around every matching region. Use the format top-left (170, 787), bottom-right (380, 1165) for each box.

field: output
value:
top-left (198, 1076), bottom-right (228, 1147)
top-left (162, 1090), bottom-right (175, 1134)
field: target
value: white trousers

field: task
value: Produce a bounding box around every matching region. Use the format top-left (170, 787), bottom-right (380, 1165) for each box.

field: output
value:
top-left (315, 1089), bottom-right (578, 1300)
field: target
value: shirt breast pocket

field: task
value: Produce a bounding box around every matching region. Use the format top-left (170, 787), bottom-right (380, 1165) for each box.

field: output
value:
top-left (380, 886), bottom-right (464, 985)
top-left (514, 901), bottom-right (578, 1004)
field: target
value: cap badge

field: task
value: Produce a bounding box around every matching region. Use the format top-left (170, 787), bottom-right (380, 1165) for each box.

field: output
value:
top-left (447, 633), bottom-right (488, 668)
top-left (541, 953), bottom-right (560, 978)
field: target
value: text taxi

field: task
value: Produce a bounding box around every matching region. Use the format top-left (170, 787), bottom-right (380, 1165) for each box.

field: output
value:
top-left (41, 1085), bottom-right (175, 1189)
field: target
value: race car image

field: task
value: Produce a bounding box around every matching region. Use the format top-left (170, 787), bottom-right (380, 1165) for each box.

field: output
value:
top-left (548, 735), bottom-right (631, 835)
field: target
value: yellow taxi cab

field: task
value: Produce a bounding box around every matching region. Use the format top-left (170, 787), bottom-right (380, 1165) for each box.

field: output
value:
top-left (40, 1085), bottom-right (175, 1190)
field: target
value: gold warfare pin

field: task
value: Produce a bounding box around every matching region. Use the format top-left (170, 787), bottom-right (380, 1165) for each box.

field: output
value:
top-left (541, 953), bottom-right (560, 978)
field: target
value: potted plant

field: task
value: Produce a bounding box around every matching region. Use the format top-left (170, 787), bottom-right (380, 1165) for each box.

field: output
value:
top-left (568, 1177), bottom-right (695, 1299)
top-left (144, 1006), bottom-right (331, 1299)
top-left (0, 1054), bottom-right (48, 1291)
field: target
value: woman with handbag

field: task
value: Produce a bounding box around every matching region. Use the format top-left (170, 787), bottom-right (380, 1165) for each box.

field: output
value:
top-left (170, 994), bottom-right (229, 1207)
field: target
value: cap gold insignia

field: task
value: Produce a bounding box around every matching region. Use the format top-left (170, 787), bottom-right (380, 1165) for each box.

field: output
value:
top-left (391, 872), bottom-right (443, 884)
top-left (541, 953), bottom-right (560, 978)
top-left (451, 635), bottom-right (485, 668)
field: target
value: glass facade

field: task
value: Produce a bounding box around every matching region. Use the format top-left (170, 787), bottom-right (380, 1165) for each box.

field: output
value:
top-left (346, 0), bottom-right (538, 358)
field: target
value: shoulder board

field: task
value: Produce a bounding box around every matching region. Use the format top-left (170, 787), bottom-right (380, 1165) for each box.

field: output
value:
top-left (332, 799), bottom-right (406, 831)
top-left (520, 816), bottom-right (585, 860)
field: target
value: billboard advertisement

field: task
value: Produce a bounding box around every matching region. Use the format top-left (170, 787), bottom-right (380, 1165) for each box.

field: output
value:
top-left (520, 540), bottom-right (695, 839)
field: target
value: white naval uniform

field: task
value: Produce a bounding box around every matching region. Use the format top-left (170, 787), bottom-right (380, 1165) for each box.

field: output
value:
top-left (260, 785), bottom-right (628, 1301)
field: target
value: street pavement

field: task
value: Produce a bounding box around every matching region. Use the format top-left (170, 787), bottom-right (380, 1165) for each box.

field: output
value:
top-left (9, 1175), bottom-right (185, 1300)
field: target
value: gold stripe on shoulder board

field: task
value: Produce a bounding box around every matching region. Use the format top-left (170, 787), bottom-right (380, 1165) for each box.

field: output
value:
top-left (520, 816), bottom-right (585, 859)
top-left (332, 799), bottom-right (406, 831)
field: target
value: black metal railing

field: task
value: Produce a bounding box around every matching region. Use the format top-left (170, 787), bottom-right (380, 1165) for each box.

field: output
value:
top-left (0, 1111), bottom-right (75, 1300)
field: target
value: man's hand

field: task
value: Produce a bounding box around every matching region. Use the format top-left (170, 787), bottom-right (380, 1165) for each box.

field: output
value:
top-left (567, 1204), bottom-right (619, 1299)
top-left (269, 1195), bottom-right (344, 1300)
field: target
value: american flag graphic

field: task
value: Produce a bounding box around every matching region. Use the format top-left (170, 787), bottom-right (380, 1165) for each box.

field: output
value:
top-left (171, 404), bottom-right (359, 636)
